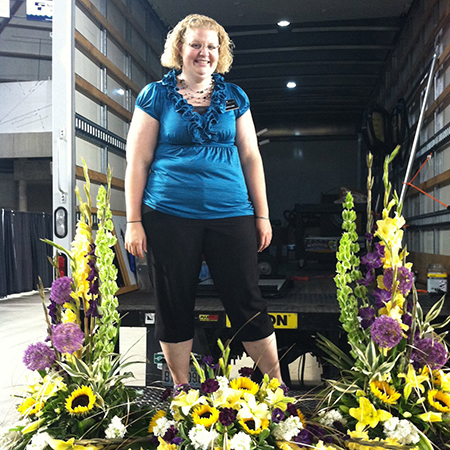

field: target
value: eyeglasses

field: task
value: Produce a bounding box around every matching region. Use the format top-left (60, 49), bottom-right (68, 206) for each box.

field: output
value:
top-left (185, 42), bottom-right (220, 52)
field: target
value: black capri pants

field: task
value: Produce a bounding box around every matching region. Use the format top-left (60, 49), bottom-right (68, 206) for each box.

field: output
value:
top-left (142, 207), bottom-right (274, 343)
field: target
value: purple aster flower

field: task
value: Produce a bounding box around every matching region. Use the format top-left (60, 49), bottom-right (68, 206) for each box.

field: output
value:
top-left (201, 378), bottom-right (219, 394)
top-left (238, 366), bottom-right (254, 378)
top-left (286, 403), bottom-right (297, 416)
top-left (357, 270), bottom-right (375, 287)
top-left (361, 252), bottom-right (382, 271)
top-left (294, 429), bottom-right (312, 445)
top-left (365, 232), bottom-right (373, 243)
top-left (374, 242), bottom-right (385, 259)
top-left (52, 322), bottom-right (84, 354)
top-left (219, 408), bottom-right (237, 426)
top-left (370, 315), bottom-right (403, 349)
top-left (272, 408), bottom-right (285, 423)
top-left (161, 387), bottom-right (172, 401)
top-left (50, 276), bottom-right (73, 305)
top-left (397, 266), bottom-right (413, 296)
top-left (86, 298), bottom-right (102, 318)
top-left (23, 342), bottom-right (55, 371)
top-left (411, 337), bottom-right (449, 371)
top-left (163, 425), bottom-right (179, 444)
top-left (374, 288), bottom-right (392, 309)
top-left (358, 306), bottom-right (376, 329)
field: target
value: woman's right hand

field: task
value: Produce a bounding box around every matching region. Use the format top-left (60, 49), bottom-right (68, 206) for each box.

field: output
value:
top-left (125, 222), bottom-right (147, 260)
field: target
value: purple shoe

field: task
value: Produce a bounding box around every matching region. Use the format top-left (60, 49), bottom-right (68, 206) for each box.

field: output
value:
top-left (173, 383), bottom-right (192, 396)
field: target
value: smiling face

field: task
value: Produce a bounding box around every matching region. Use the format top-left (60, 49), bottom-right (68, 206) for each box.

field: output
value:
top-left (178, 28), bottom-right (220, 79)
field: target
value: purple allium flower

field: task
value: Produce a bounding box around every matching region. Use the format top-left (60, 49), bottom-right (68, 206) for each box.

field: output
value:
top-left (86, 299), bottom-right (102, 318)
top-left (374, 288), bottom-right (392, 309)
top-left (294, 429), bottom-right (312, 445)
top-left (272, 408), bottom-right (285, 423)
top-left (23, 342), bottom-right (55, 371)
top-left (219, 407), bottom-right (237, 426)
top-left (286, 403), bottom-right (297, 416)
top-left (361, 252), bottom-right (382, 271)
top-left (374, 242), bottom-right (385, 259)
top-left (411, 337), bottom-right (449, 371)
top-left (365, 233), bottom-right (373, 243)
top-left (50, 276), bottom-right (73, 305)
top-left (52, 322), bottom-right (84, 354)
top-left (202, 355), bottom-right (219, 370)
top-left (358, 306), bottom-right (376, 329)
top-left (161, 387), bottom-right (172, 401)
top-left (201, 378), bottom-right (219, 394)
top-left (397, 266), bottom-right (413, 296)
top-left (370, 315), bottom-right (403, 349)
top-left (357, 270), bottom-right (375, 287)
top-left (402, 312), bottom-right (412, 329)
top-left (238, 366), bottom-right (254, 378)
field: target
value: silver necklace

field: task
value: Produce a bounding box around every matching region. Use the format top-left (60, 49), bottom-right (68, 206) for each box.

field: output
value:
top-left (179, 77), bottom-right (214, 104)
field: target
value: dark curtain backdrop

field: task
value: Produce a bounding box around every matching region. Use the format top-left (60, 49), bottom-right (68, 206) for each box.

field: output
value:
top-left (0, 210), bottom-right (53, 297)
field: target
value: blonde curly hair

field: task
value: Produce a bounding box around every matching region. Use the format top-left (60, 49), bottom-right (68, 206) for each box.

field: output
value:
top-left (160, 14), bottom-right (234, 74)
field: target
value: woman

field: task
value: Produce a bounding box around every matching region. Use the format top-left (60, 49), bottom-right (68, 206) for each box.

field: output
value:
top-left (125, 14), bottom-right (284, 390)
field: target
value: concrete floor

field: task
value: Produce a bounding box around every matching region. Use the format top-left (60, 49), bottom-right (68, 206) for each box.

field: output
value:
top-left (0, 290), bottom-right (322, 428)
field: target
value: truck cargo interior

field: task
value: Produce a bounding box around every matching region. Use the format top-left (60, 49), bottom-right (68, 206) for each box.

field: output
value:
top-left (1, 0), bottom-right (450, 425)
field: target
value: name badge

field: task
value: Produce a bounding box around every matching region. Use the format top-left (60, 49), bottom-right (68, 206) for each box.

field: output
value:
top-left (225, 99), bottom-right (239, 111)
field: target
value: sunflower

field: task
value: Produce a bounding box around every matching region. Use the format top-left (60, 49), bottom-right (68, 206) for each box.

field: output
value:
top-left (230, 377), bottom-right (259, 395)
top-left (17, 397), bottom-right (44, 416)
top-left (428, 389), bottom-right (450, 413)
top-left (370, 380), bottom-right (401, 404)
top-left (239, 417), bottom-right (269, 435)
top-left (192, 404), bottom-right (219, 428)
top-left (297, 409), bottom-right (306, 427)
top-left (65, 385), bottom-right (96, 415)
top-left (148, 410), bottom-right (166, 433)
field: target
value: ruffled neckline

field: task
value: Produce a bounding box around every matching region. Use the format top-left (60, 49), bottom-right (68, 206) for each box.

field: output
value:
top-left (162, 69), bottom-right (227, 144)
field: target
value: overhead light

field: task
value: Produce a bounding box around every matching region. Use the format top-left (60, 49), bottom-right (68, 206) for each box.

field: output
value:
top-left (116, 88), bottom-right (125, 96)
top-left (256, 128), bottom-right (268, 136)
top-left (286, 81), bottom-right (296, 89)
top-left (277, 20), bottom-right (290, 27)
top-left (259, 139), bottom-right (270, 146)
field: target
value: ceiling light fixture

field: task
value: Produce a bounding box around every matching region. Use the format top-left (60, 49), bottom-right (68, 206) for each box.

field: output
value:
top-left (277, 20), bottom-right (290, 27)
top-left (286, 81), bottom-right (296, 89)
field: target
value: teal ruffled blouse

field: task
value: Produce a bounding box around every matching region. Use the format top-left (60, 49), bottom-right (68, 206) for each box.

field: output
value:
top-left (135, 69), bottom-right (254, 219)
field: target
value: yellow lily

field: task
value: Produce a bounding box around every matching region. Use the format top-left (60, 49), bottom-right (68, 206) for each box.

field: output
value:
top-left (398, 364), bottom-right (428, 400)
top-left (22, 418), bottom-right (45, 434)
top-left (349, 396), bottom-right (392, 431)
top-left (171, 389), bottom-right (206, 415)
top-left (211, 387), bottom-right (242, 409)
top-left (157, 437), bottom-right (178, 450)
top-left (236, 392), bottom-right (270, 429)
top-left (433, 370), bottom-right (450, 392)
top-left (417, 411), bottom-right (442, 422)
top-left (263, 388), bottom-right (295, 412)
top-left (46, 437), bottom-right (100, 450)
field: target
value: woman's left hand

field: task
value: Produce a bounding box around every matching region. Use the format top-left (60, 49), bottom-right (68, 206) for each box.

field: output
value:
top-left (256, 218), bottom-right (272, 252)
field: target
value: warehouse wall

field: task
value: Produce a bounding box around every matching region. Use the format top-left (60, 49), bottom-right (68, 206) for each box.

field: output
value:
top-left (373, 0), bottom-right (450, 282)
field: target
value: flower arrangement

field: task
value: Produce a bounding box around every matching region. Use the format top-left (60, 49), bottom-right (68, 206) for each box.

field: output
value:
top-left (1, 163), bottom-right (155, 450)
top-left (142, 340), bottom-right (341, 450)
top-left (316, 148), bottom-right (450, 449)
